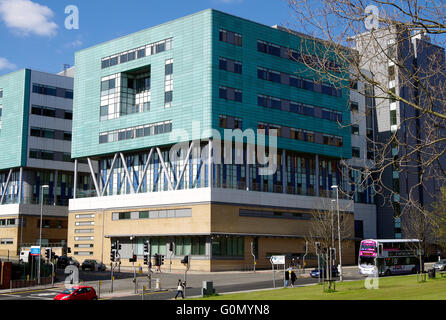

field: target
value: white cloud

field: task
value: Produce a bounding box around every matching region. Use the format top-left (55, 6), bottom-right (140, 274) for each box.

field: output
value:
top-left (0, 57), bottom-right (17, 70)
top-left (0, 0), bottom-right (58, 37)
top-left (64, 39), bottom-right (83, 49)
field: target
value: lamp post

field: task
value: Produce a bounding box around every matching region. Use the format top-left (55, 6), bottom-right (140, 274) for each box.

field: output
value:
top-left (331, 185), bottom-right (343, 281)
top-left (331, 199), bottom-right (335, 254)
top-left (330, 199), bottom-right (335, 280)
top-left (38, 185), bottom-right (49, 285)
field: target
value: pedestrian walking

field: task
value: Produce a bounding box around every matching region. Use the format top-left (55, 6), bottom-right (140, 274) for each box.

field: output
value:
top-left (284, 267), bottom-right (291, 287)
top-left (175, 279), bottom-right (185, 299)
top-left (290, 270), bottom-right (296, 287)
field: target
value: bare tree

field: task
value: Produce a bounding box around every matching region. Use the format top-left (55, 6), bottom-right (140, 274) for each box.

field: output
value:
top-left (286, 0), bottom-right (446, 221)
top-left (306, 199), bottom-right (355, 279)
top-left (429, 187), bottom-right (446, 252)
top-left (401, 207), bottom-right (436, 279)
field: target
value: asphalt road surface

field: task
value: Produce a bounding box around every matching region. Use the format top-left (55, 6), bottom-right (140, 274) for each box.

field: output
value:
top-left (0, 266), bottom-right (364, 301)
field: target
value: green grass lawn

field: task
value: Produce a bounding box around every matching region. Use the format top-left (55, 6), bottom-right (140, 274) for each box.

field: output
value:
top-left (194, 275), bottom-right (446, 300)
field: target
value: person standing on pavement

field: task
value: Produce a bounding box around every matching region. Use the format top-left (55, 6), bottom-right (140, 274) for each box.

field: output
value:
top-left (290, 269), bottom-right (297, 287)
top-left (175, 279), bottom-right (185, 299)
top-left (285, 267), bottom-right (291, 287)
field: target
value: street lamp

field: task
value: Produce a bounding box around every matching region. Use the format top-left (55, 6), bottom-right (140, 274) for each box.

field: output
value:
top-left (38, 185), bottom-right (49, 285)
top-left (331, 185), bottom-right (343, 281)
top-left (330, 199), bottom-right (336, 280)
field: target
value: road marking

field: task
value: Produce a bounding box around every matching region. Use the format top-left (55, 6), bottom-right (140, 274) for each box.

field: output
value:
top-left (0, 288), bottom-right (61, 296)
top-left (32, 292), bottom-right (58, 297)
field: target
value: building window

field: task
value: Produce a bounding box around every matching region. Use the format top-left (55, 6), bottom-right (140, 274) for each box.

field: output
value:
top-left (212, 236), bottom-right (243, 257)
top-left (0, 239), bottom-right (13, 245)
top-left (388, 65), bottom-right (396, 81)
top-left (219, 86), bottom-right (242, 102)
top-left (352, 125), bottom-right (360, 135)
top-left (74, 252), bottom-right (94, 256)
top-left (219, 57), bottom-right (242, 74)
top-left (75, 214), bottom-right (95, 219)
top-left (101, 38), bottom-right (172, 69)
top-left (75, 229), bottom-right (94, 234)
top-left (31, 105), bottom-right (70, 120)
top-left (32, 84), bottom-right (73, 99)
top-left (352, 147), bottom-right (361, 158)
top-left (219, 29), bottom-right (242, 46)
top-left (219, 115), bottom-right (243, 130)
top-left (257, 66), bottom-right (341, 97)
top-left (165, 59), bottom-right (173, 108)
top-left (175, 237), bottom-right (206, 256)
top-left (75, 244), bottom-right (94, 248)
top-left (0, 89), bottom-right (3, 98)
top-left (389, 87), bottom-right (397, 103)
top-left (350, 102), bottom-right (359, 112)
top-left (75, 221), bottom-right (94, 226)
top-left (390, 109), bottom-right (397, 126)
top-left (74, 236), bottom-right (94, 241)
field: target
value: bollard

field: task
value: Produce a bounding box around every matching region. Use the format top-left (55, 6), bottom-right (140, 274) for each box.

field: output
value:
top-left (142, 285), bottom-right (146, 300)
top-left (155, 278), bottom-right (160, 290)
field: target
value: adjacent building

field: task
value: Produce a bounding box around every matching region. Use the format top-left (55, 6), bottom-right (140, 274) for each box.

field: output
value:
top-left (354, 26), bottom-right (446, 239)
top-left (0, 68), bottom-right (90, 257)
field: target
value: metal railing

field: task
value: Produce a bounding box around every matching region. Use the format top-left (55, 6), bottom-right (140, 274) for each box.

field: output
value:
top-left (10, 276), bottom-right (54, 290)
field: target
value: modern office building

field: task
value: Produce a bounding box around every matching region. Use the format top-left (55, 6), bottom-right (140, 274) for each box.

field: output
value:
top-left (69, 9), bottom-right (376, 271)
top-left (348, 70), bottom-right (377, 242)
top-left (354, 26), bottom-right (446, 238)
top-left (0, 68), bottom-right (90, 257)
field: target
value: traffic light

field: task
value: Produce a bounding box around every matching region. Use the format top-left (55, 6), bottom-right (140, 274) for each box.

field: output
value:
top-left (67, 247), bottom-right (71, 254)
top-left (129, 254), bottom-right (137, 263)
top-left (144, 254), bottom-right (149, 265)
top-left (330, 248), bottom-right (336, 260)
top-left (154, 254), bottom-right (160, 267)
top-left (110, 249), bottom-right (116, 262)
top-left (315, 242), bottom-right (321, 255)
top-left (45, 248), bottom-right (51, 260)
top-left (181, 255), bottom-right (189, 267)
top-left (144, 240), bottom-right (150, 254)
top-left (161, 255), bottom-right (165, 265)
top-left (117, 241), bottom-right (122, 251)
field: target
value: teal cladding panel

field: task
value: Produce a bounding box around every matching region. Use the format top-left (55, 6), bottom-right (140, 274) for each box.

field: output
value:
top-left (211, 10), bottom-right (351, 159)
top-left (72, 10), bottom-right (213, 158)
top-left (0, 69), bottom-right (29, 170)
top-left (73, 9), bottom-right (351, 160)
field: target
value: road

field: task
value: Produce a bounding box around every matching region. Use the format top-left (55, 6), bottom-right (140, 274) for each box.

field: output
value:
top-left (0, 265), bottom-right (364, 300)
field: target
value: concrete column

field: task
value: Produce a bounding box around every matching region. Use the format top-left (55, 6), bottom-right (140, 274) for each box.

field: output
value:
top-left (282, 150), bottom-right (287, 194)
top-left (18, 167), bottom-right (23, 204)
top-left (246, 144), bottom-right (250, 191)
top-left (53, 170), bottom-right (58, 206)
top-left (208, 140), bottom-right (212, 189)
top-left (73, 159), bottom-right (78, 199)
top-left (22, 169), bottom-right (35, 205)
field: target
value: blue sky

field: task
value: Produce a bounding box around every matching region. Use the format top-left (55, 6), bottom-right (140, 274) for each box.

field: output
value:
top-left (0, 0), bottom-right (293, 76)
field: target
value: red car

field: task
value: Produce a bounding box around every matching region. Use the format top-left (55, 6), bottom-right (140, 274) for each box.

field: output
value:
top-left (54, 286), bottom-right (98, 300)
